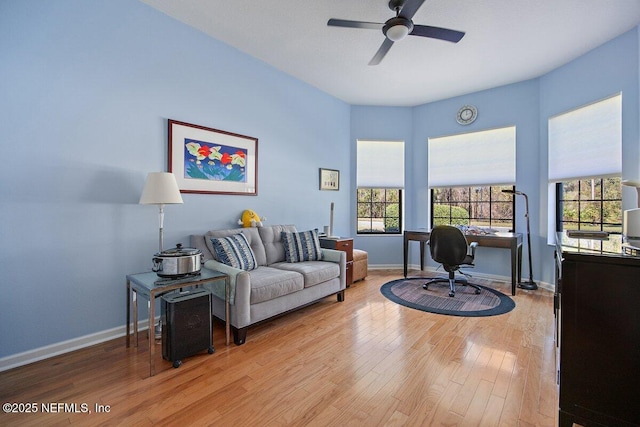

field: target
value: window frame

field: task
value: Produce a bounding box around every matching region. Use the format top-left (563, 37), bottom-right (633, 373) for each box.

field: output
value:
top-left (430, 185), bottom-right (516, 231)
top-left (554, 177), bottom-right (622, 234)
top-left (356, 188), bottom-right (403, 235)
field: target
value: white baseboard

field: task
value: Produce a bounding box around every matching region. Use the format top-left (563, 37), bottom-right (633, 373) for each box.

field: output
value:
top-left (0, 319), bottom-right (155, 373)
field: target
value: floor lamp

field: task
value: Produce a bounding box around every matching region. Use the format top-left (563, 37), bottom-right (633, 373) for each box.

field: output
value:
top-left (139, 172), bottom-right (183, 339)
top-left (503, 189), bottom-right (538, 290)
top-left (139, 172), bottom-right (184, 252)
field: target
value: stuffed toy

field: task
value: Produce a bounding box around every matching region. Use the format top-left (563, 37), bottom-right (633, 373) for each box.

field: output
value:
top-left (237, 209), bottom-right (266, 227)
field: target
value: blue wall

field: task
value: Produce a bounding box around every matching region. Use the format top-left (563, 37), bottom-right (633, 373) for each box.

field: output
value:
top-left (538, 28), bottom-right (640, 282)
top-left (350, 28), bottom-right (639, 286)
top-left (350, 106), bottom-right (413, 265)
top-left (0, 0), bottom-right (350, 360)
top-left (410, 80), bottom-right (540, 279)
top-left (1, 0), bottom-right (638, 363)
top-left (349, 80), bottom-right (541, 278)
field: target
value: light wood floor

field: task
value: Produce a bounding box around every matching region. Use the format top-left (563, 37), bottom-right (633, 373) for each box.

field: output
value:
top-left (0, 269), bottom-right (559, 426)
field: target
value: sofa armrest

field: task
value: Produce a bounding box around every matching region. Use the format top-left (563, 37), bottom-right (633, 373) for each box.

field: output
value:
top-left (321, 248), bottom-right (342, 263)
top-left (321, 248), bottom-right (347, 290)
top-left (203, 260), bottom-right (251, 328)
top-left (203, 260), bottom-right (247, 306)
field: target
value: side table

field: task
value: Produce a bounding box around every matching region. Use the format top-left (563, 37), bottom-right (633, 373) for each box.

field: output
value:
top-left (320, 237), bottom-right (353, 286)
top-left (126, 268), bottom-right (229, 377)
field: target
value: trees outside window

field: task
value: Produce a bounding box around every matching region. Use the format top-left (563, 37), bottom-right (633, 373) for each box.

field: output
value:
top-left (357, 188), bottom-right (402, 234)
top-left (431, 185), bottom-right (515, 230)
top-left (556, 177), bottom-right (621, 233)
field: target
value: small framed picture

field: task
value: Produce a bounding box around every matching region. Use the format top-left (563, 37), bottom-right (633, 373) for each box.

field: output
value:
top-left (319, 168), bottom-right (340, 191)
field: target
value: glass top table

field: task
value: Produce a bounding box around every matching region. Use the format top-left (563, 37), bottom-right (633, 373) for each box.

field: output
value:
top-left (126, 268), bottom-right (229, 377)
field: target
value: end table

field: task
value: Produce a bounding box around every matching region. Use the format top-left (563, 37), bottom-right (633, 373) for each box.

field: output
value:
top-left (319, 237), bottom-right (353, 286)
top-left (126, 268), bottom-right (229, 377)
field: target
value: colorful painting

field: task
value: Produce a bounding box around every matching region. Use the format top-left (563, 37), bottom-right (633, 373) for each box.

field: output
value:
top-left (183, 138), bottom-right (247, 183)
top-left (169, 120), bottom-right (258, 195)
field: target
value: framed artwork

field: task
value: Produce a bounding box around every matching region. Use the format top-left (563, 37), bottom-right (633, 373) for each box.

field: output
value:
top-left (319, 168), bottom-right (340, 191)
top-left (168, 119), bottom-right (258, 195)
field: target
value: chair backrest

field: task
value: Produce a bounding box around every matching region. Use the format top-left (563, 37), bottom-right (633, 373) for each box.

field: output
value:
top-left (429, 225), bottom-right (469, 266)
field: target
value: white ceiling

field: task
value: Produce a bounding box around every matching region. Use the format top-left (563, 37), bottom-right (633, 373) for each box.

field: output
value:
top-left (141, 0), bottom-right (640, 107)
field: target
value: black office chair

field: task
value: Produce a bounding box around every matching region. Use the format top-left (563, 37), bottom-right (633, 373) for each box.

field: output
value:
top-left (423, 225), bottom-right (482, 297)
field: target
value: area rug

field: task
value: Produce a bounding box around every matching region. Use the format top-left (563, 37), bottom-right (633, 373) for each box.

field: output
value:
top-left (380, 277), bottom-right (515, 317)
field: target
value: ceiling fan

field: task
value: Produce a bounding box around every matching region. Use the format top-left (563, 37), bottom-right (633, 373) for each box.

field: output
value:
top-left (327, 0), bottom-right (465, 65)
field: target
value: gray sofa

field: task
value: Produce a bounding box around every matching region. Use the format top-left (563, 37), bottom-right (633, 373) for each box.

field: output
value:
top-left (190, 224), bottom-right (346, 345)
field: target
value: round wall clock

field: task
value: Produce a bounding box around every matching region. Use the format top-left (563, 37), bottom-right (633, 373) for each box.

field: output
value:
top-left (456, 105), bottom-right (477, 125)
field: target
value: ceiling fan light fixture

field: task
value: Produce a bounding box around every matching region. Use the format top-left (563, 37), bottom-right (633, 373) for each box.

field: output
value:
top-left (386, 24), bottom-right (409, 41)
top-left (383, 17), bottom-right (413, 42)
top-left (329, 0), bottom-right (465, 65)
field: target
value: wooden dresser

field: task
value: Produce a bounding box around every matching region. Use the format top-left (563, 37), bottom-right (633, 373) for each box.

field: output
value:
top-left (555, 232), bottom-right (640, 427)
top-left (319, 237), bottom-right (353, 287)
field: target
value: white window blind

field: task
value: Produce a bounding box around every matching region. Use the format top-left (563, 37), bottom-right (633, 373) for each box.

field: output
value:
top-left (548, 93), bottom-right (622, 181)
top-left (357, 140), bottom-right (404, 188)
top-left (428, 126), bottom-right (516, 188)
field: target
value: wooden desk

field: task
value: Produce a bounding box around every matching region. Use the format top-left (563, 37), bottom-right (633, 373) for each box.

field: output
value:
top-left (403, 229), bottom-right (523, 295)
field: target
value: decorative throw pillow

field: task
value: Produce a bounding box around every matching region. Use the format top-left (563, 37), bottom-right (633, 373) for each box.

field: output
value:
top-left (281, 229), bottom-right (322, 263)
top-left (210, 233), bottom-right (257, 271)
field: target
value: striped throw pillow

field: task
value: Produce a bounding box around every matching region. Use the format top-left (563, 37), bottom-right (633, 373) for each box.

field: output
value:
top-left (281, 229), bottom-right (322, 263)
top-left (210, 233), bottom-right (257, 271)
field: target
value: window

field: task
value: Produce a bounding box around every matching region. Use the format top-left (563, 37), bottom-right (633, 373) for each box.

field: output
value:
top-left (357, 189), bottom-right (402, 233)
top-left (556, 178), bottom-right (622, 233)
top-left (548, 94), bottom-right (622, 240)
top-left (428, 126), bottom-right (516, 230)
top-left (356, 140), bottom-right (404, 235)
top-left (432, 185), bottom-right (515, 230)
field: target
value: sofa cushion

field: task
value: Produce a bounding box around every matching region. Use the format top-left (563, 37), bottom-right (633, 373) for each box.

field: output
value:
top-left (210, 233), bottom-right (258, 271)
top-left (205, 227), bottom-right (268, 266)
top-left (258, 225), bottom-right (297, 265)
top-left (248, 266), bottom-right (304, 304)
top-left (271, 261), bottom-right (340, 288)
top-left (281, 229), bottom-right (322, 263)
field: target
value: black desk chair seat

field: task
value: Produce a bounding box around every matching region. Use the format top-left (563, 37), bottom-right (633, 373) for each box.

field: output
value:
top-left (424, 225), bottom-right (482, 297)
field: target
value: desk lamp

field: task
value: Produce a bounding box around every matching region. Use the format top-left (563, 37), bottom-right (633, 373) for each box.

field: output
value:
top-left (502, 189), bottom-right (538, 290)
top-left (139, 172), bottom-right (183, 252)
top-left (622, 180), bottom-right (640, 247)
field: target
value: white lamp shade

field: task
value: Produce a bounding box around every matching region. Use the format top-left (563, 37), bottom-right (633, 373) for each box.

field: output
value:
top-left (623, 208), bottom-right (640, 245)
top-left (386, 24), bottom-right (409, 41)
top-left (622, 179), bottom-right (640, 209)
top-left (139, 172), bottom-right (184, 205)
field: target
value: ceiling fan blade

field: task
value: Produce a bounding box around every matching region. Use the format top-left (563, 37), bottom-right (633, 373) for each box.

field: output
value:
top-left (369, 38), bottom-right (394, 65)
top-left (327, 18), bottom-right (383, 30)
top-left (410, 25), bottom-right (465, 43)
top-left (398, 0), bottom-right (426, 20)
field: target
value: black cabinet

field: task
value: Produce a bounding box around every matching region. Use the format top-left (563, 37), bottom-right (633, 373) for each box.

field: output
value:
top-left (162, 288), bottom-right (214, 368)
top-left (556, 242), bottom-right (640, 427)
